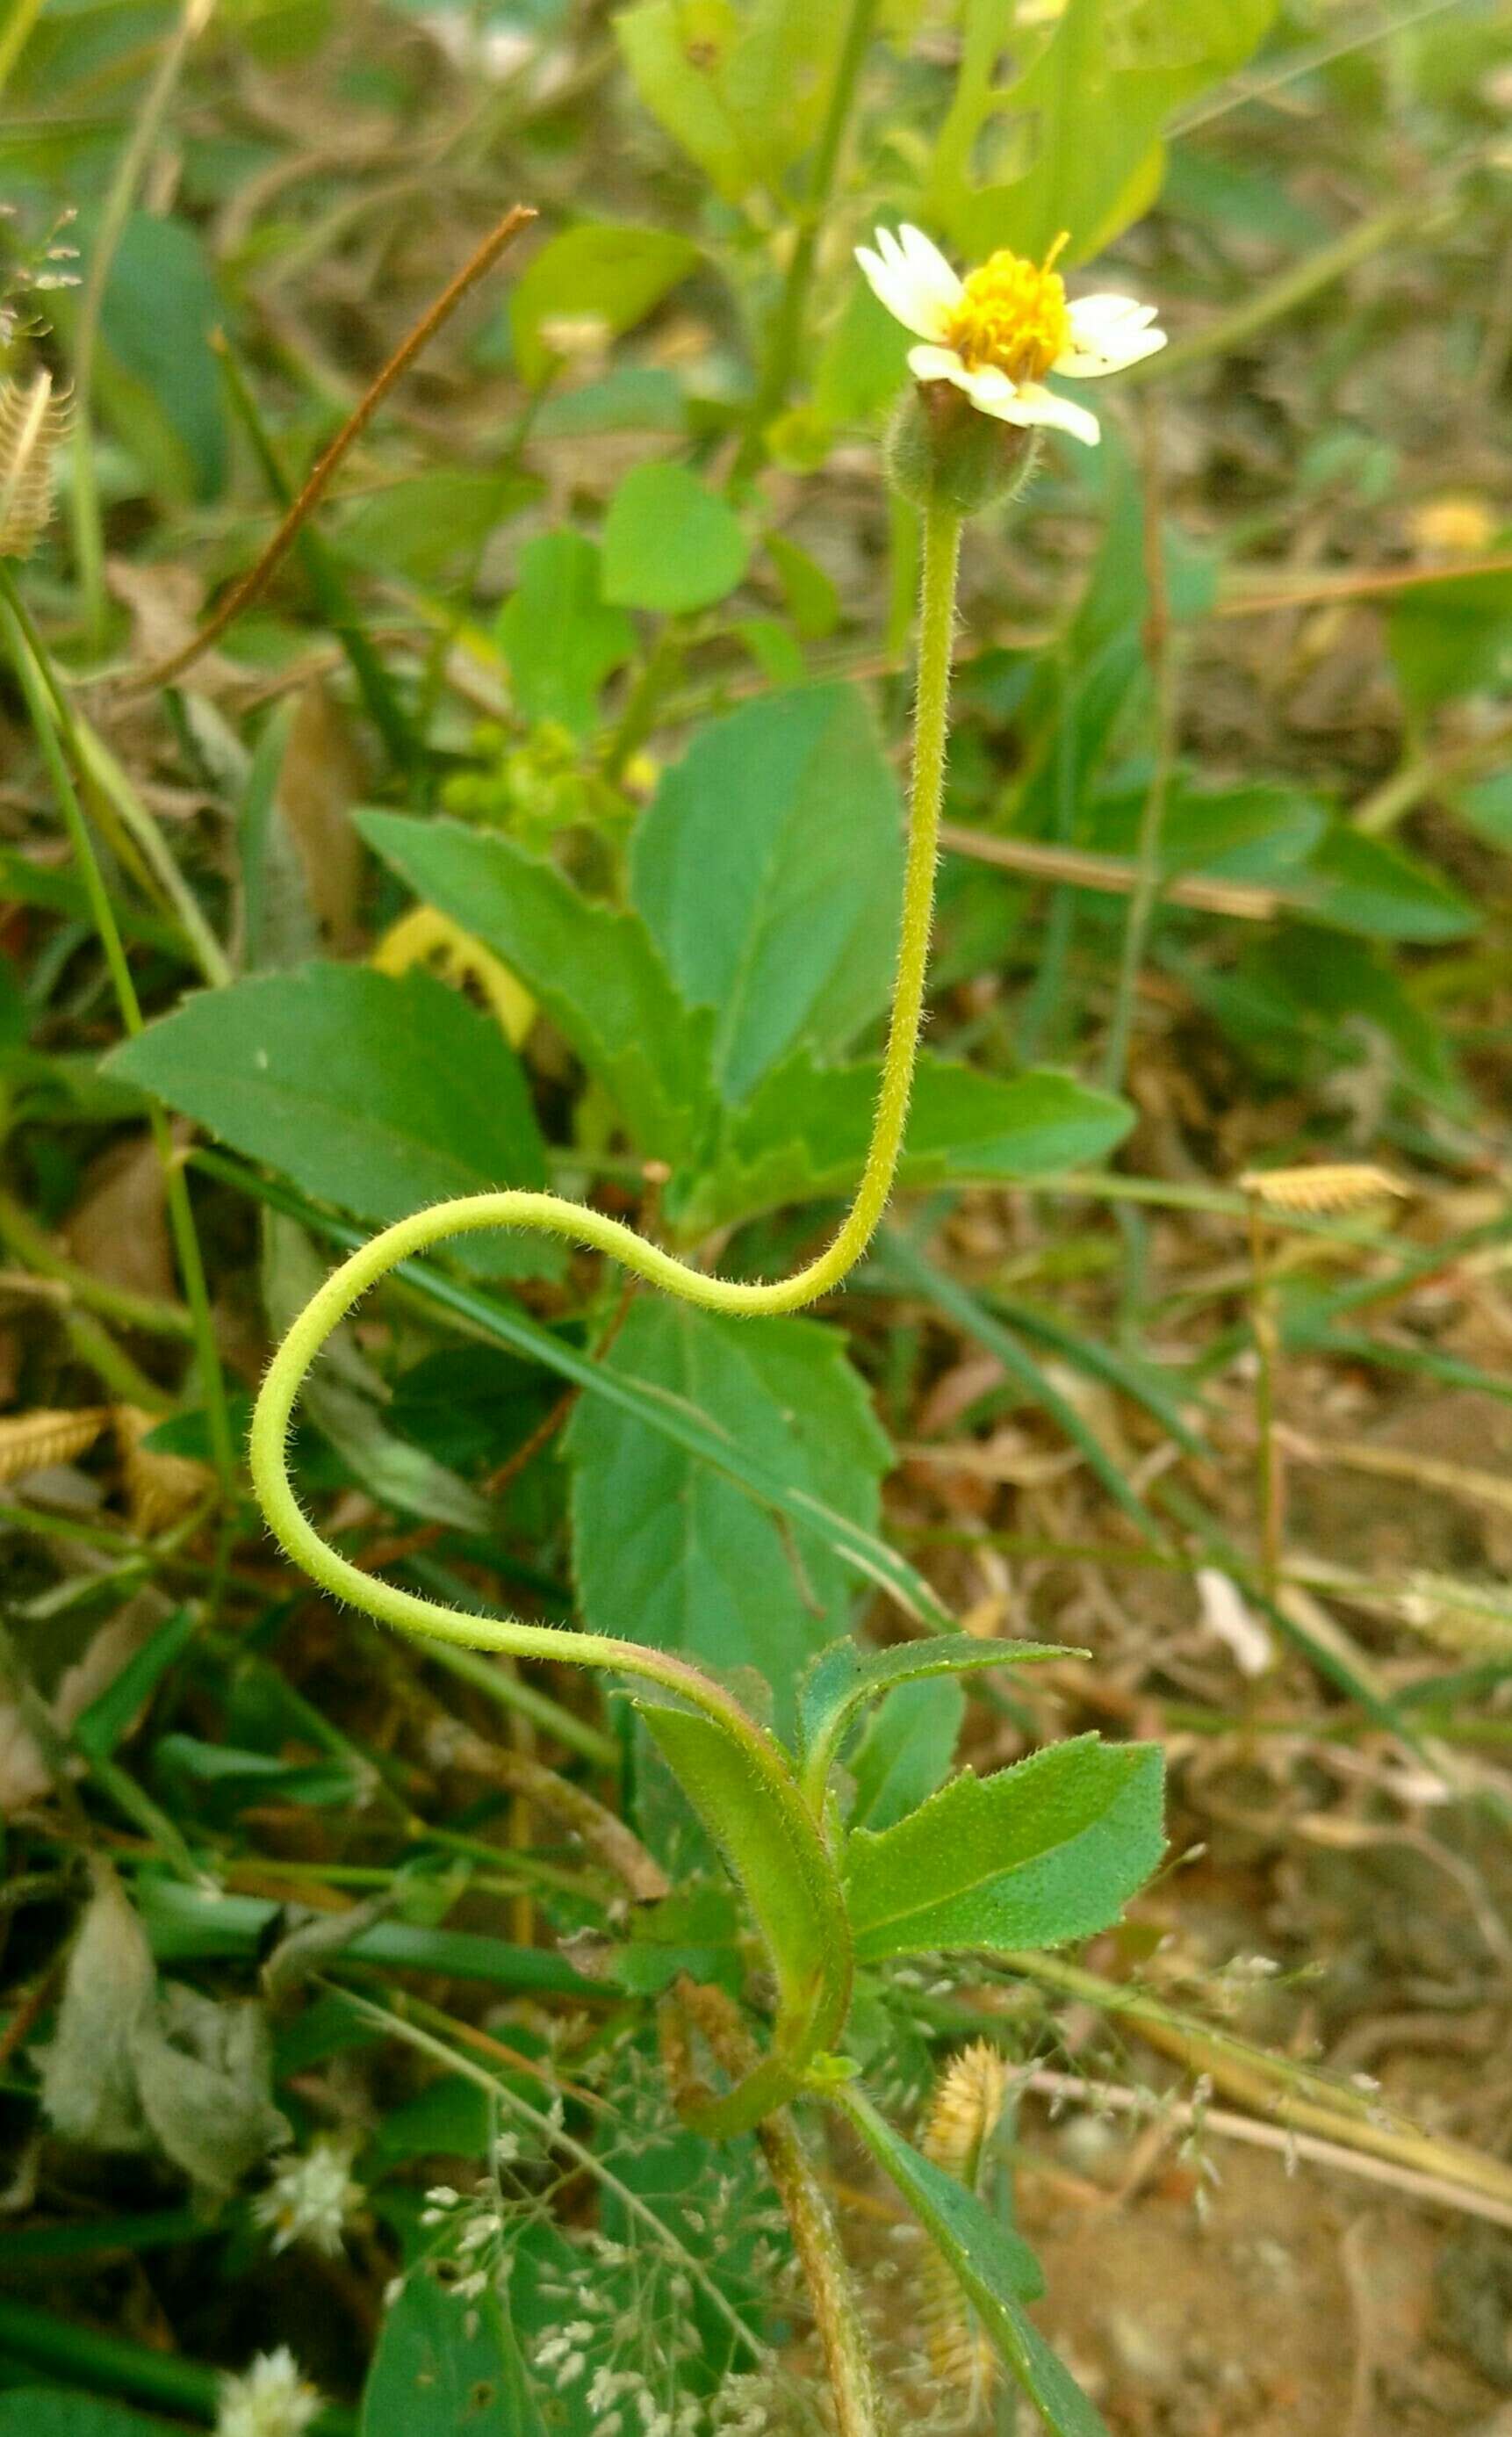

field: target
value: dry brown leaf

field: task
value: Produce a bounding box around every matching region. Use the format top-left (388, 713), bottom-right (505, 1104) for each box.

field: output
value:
top-left (105, 557), bottom-right (214, 671)
top-left (0, 1594), bottom-right (164, 1813)
top-left (0, 1406), bottom-right (110, 1484)
top-left (276, 678), bottom-right (367, 952)
top-left (114, 1404), bottom-right (214, 1535)
top-left (63, 1136), bottom-right (175, 1304)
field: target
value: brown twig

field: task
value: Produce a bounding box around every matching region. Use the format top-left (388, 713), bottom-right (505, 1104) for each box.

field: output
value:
top-left (1217, 549), bottom-right (1512, 618)
top-left (1019, 2069), bottom-right (1512, 2232)
top-left (937, 822), bottom-right (1284, 921)
top-left (123, 202), bottom-right (536, 694)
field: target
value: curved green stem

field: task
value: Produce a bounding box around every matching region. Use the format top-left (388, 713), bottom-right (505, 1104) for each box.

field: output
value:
top-left (250, 498), bottom-right (963, 2117)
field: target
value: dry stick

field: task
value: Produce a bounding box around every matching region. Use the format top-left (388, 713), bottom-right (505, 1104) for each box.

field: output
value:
top-left (1000, 1952), bottom-right (1512, 2218)
top-left (939, 822), bottom-right (1284, 921)
top-left (1280, 1430), bottom-right (1512, 1527)
top-left (1019, 2069), bottom-right (1512, 2234)
top-left (1244, 1192), bottom-right (1285, 1604)
top-left (124, 202), bottom-right (537, 696)
top-left (1217, 550), bottom-right (1512, 619)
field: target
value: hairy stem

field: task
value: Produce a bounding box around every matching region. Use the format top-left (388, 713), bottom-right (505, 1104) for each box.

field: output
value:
top-left (248, 494), bottom-right (961, 2122)
top-left (250, 495), bottom-right (959, 1604)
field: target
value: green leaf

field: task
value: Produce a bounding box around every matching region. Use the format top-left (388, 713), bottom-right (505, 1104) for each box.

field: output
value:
top-left (497, 530), bottom-right (636, 737)
top-left (849, 1677), bottom-right (965, 1833)
top-left (1456, 769), bottom-right (1512, 851)
top-left (509, 222), bottom-right (699, 383)
top-left (138, 1878), bottom-right (598, 1994)
top-left (636, 1691), bottom-right (848, 2077)
top-left (1388, 565), bottom-right (1512, 711)
top-left (845, 1734), bottom-right (1164, 1961)
top-left (1293, 826), bottom-right (1477, 942)
top-left (832, 2086), bottom-right (1107, 2437)
top-left (615, 0), bottom-right (847, 202)
top-left (764, 531), bottom-right (840, 638)
top-left (602, 462), bottom-right (750, 614)
top-left (929, 0), bottom-right (1274, 263)
top-left (565, 1301), bottom-right (892, 1732)
top-left (95, 211), bottom-right (227, 500)
top-left (0, 2397), bottom-right (178, 2437)
top-left (72, 1606), bottom-right (197, 1763)
top-left (361, 814), bottom-right (716, 1163)
top-left (631, 684), bottom-right (904, 1100)
top-left (812, 278), bottom-right (912, 428)
top-left (364, 2268), bottom-right (544, 2436)
top-left (798, 1631), bottom-right (1072, 1795)
top-left (337, 470), bottom-right (532, 584)
top-left (1084, 777), bottom-right (1327, 882)
top-left (105, 963), bottom-right (556, 1280)
top-left (679, 1054), bottom-right (1133, 1233)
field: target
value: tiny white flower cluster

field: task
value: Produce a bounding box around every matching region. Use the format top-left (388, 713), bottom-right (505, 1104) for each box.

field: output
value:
top-left (400, 2054), bottom-right (793, 2436)
top-left (709, 2372), bottom-right (776, 2437)
top-left (214, 2347), bottom-right (323, 2437)
top-left (254, 2133), bottom-right (364, 2257)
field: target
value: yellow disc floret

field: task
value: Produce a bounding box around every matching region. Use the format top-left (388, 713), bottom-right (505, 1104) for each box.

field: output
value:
top-left (942, 234), bottom-right (1070, 385)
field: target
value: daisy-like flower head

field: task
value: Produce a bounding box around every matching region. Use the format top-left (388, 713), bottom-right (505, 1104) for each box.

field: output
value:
top-left (253, 2133), bottom-right (364, 2257)
top-left (214, 2347), bottom-right (323, 2437)
top-left (856, 223), bottom-right (1165, 449)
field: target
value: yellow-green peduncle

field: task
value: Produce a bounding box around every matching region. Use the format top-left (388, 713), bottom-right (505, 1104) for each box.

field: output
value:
top-left (248, 494), bottom-right (961, 2138)
top-left (249, 496), bottom-right (961, 1705)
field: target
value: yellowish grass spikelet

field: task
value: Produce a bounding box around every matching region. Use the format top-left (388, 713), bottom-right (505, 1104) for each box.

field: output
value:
top-left (1395, 1574), bottom-right (1512, 1661)
top-left (918, 2042), bottom-right (1011, 2415)
top-left (114, 1405), bottom-right (214, 1535)
top-left (1238, 1163), bottom-right (1410, 1216)
top-left (0, 370), bottom-right (72, 561)
top-left (922, 2038), bottom-right (1010, 2180)
top-left (0, 1406), bottom-right (110, 1484)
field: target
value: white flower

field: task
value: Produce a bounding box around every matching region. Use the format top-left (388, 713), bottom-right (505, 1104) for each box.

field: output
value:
top-left (253, 2135), bottom-right (364, 2257)
top-left (215, 2347), bottom-right (323, 2437)
top-left (855, 223), bottom-right (1166, 448)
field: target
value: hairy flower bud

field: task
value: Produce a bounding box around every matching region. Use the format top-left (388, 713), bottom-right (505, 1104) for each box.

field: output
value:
top-left (884, 379), bottom-right (1042, 516)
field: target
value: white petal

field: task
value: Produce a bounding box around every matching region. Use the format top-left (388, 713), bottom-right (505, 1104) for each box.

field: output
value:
top-left (896, 224), bottom-right (963, 314)
top-left (955, 363), bottom-right (1015, 408)
top-left (856, 228), bottom-right (954, 342)
top-left (1070, 293), bottom-right (1159, 335)
top-left (1058, 293), bottom-right (1167, 378)
top-left (907, 342), bottom-right (968, 383)
top-left (977, 380), bottom-right (1101, 447)
top-left (856, 243), bottom-right (941, 341)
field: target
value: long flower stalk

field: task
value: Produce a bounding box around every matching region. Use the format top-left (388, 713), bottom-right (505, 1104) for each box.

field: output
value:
top-left (248, 497), bottom-right (961, 1668)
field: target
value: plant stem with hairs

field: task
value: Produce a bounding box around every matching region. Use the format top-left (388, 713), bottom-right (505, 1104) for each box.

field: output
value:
top-left (248, 497), bottom-right (961, 2151)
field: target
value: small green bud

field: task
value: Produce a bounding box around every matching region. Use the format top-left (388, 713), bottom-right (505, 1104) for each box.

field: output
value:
top-left (884, 381), bottom-right (1041, 516)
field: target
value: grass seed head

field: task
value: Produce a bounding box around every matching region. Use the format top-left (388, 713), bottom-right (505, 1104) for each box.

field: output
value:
top-left (0, 369), bottom-right (72, 560)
